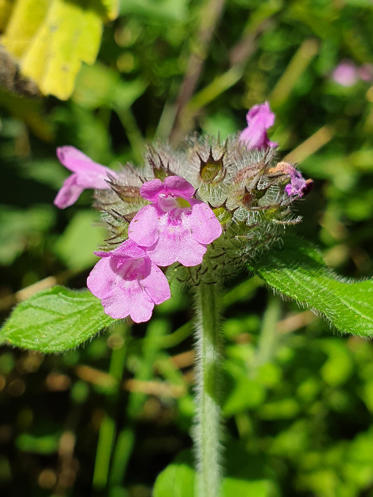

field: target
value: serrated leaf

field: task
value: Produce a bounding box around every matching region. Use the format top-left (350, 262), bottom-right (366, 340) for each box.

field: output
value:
top-left (250, 236), bottom-right (373, 336)
top-left (1, 0), bottom-right (119, 99)
top-left (0, 286), bottom-right (114, 353)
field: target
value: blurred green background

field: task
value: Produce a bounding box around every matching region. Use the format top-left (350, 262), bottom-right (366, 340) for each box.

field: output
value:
top-left (1, 0), bottom-right (373, 496)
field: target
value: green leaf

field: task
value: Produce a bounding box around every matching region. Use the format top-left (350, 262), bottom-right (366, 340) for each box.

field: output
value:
top-left (53, 211), bottom-right (105, 270)
top-left (249, 235), bottom-right (373, 336)
top-left (72, 62), bottom-right (146, 110)
top-left (153, 452), bottom-right (194, 497)
top-left (153, 445), bottom-right (277, 497)
top-left (0, 286), bottom-right (114, 353)
top-left (0, 205), bottom-right (55, 265)
top-left (120, 0), bottom-right (187, 22)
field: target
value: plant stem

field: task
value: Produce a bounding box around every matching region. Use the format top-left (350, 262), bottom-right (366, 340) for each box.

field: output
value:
top-left (193, 283), bottom-right (223, 497)
top-left (92, 323), bottom-right (128, 490)
top-left (255, 294), bottom-right (281, 367)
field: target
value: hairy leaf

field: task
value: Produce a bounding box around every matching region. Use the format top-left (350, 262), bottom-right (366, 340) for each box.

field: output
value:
top-left (0, 286), bottom-right (114, 353)
top-left (250, 236), bottom-right (373, 336)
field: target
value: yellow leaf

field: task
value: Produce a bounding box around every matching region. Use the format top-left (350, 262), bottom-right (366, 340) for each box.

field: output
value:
top-left (0, 0), bottom-right (14, 31)
top-left (101, 0), bottom-right (119, 20)
top-left (0, 0), bottom-right (119, 100)
top-left (1, 0), bottom-right (49, 57)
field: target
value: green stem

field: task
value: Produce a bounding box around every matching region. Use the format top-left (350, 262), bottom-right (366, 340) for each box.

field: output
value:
top-left (255, 294), bottom-right (281, 367)
top-left (193, 283), bottom-right (223, 497)
top-left (92, 323), bottom-right (128, 490)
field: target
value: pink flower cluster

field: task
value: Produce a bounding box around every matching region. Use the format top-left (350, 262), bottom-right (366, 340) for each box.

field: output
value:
top-left (54, 102), bottom-right (308, 322)
top-left (54, 148), bottom-right (222, 322)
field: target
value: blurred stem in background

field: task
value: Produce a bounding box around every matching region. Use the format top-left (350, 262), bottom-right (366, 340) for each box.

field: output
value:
top-left (92, 322), bottom-right (129, 491)
top-left (170, 0), bottom-right (226, 144)
top-left (193, 283), bottom-right (223, 497)
top-left (255, 294), bottom-right (281, 367)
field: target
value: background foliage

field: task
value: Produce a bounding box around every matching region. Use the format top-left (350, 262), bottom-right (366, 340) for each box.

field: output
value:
top-left (1, 0), bottom-right (373, 496)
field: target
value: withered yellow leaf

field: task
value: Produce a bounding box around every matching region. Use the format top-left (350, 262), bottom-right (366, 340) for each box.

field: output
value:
top-left (0, 0), bottom-right (119, 100)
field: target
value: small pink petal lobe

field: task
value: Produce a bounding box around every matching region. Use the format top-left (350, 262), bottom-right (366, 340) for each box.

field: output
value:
top-left (164, 176), bottom-right (195, 199)
top-left (190, 203), bottom-right (222, 244)
top-left (140, 179), bottom-right (164, 201)
top-left (54, 175), bottom-right (84, 209)
top-left (128, 205), bottom-right (160, 247)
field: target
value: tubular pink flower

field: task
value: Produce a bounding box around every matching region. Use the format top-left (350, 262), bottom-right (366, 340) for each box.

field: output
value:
top-left (87, 239), bottom-right (171, 323)
top-left (54, 146), bottom-right (115, 209)
top-left (284, 165), bottom-right (312, 197)
top-left (128, 176), bottom-right (222, 267)
top-left (240, 101), bottom-right (278, 150)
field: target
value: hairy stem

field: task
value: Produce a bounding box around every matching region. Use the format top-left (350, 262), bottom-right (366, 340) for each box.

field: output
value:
top-left (193, 283), bottom-right (223, 497)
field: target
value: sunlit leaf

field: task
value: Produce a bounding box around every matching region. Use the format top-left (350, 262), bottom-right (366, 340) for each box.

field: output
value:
top-left (250, 235), bottom-right (373, 336)
top-left (1, 0), bottom-right (119, 99)
top-left (0, 286), bottom-right (114, 352)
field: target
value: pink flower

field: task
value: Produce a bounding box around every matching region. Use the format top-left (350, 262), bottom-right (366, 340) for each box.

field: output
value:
top-left (128, 176), bottom-right (222, 267)
top-left (87, 240), bottom-right (171, 323)
top-left (332, 61), bottom-right (358, 87)
top-left (358, 64), bottom-right (373, 82)
top-left (284, 166), bottom-right (312, 197)
top-left (54, 146), bottom-right (115, 209)
top-left (240, 102), bottom-right (277, 150)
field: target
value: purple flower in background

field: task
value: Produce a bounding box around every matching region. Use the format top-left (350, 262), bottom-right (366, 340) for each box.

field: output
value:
top-left (358, 63), bottom-right (373, 82)
top-left (128, 176), bottom-right (222, 267)
top-left (284, 165), bottom-right (312, 197)
top-left (332, 61), bottom-right (359, 87)
top-left (54, 146), bottom-right (115, 209)
top-left (87, 240), bottom-right (171, 322)
top-left (240, 101), bottom-right (277, 150)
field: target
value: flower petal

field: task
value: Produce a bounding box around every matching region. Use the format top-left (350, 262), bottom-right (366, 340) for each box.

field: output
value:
top-left (97, 239), bottom-right (148, 260)
top-left (189, 202), bottom-right (222, 244)
top-left (240, 102), bottom-right (277, 150)
top-left (128, 205), bottom-right (160, 247)
top-left (140, 178), bottom-right (164, 201)
top-left (100, 287), bottom-right (131, 319)
top-left (54, 174), bottom-right (84, 209)
top-left (164, 176), bottom-right (195, 199)
top-left (141, 264), bottom-right (171, 304)
top-left (57, 146), bottom-right (114, 189)
top-left (147, 224), bottom-right (207, 267)
top-left (175, 236), bottom-right (207, 266)
top-left (128, 289), bottom-right (155, 323)
top-left (87, 257), bottom-right (117, 299)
